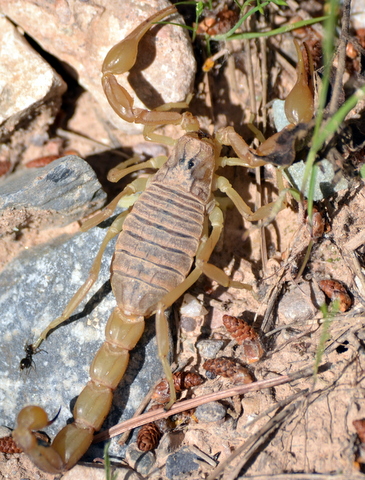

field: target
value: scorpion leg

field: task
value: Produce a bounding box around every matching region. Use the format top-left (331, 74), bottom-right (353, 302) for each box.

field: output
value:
top-left (107, 155), bottom-right (167, 183)
top-left (214, 175), bottom-right (283, 223)
top-left (214, 128), bottom-right (292, 223)
top-left (81, 176), bottom-right (148, 231)
top-left (154, 204), bottom-right (251, 409)
top-left (216, 127), bottom-right (268, 169)
top-left (143, 111), bottom-right (201, 145)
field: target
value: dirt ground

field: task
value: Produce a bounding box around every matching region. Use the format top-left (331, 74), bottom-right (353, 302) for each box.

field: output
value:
top-left (1, 1), bottom-right (365, 479)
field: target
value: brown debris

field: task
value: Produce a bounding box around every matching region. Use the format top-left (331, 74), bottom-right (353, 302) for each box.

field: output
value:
top-left (310, 209), bottom-right (326, 240)
top-left (151, 371), bottom-right (204, 405)
top-left (203, 357), bottom-right (253, 384)
top-left (137, 371), bottom-right (203, 451)
top-left (305, 203), bottom-right (327, 241)
top-left (196, 6), bottom-right (238, 36)
top-left (223, 315), bottom-right (264, 364)
top-left (0, 435), bottom-right (22, 454)
top-left (318, 279), bottom-right (353, 312)
top-left (0, 160), bottom-right (11, 177)
top-left (25, 150), bottom-right (81, 168)
top-left (137, 422), bottom-right (162, 452)
top-left (354, 419), bottom-right (365, 443)
top-left (353, 419), bottom-right (365, 466)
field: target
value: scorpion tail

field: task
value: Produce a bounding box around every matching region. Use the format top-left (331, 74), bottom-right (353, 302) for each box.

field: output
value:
top-left (13, 308), bottom-right (145, 473)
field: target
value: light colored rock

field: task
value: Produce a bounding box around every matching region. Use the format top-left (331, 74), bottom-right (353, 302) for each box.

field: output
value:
top-left (351, 0), bottom-right (365, 30)
top-left (197, 339), bottom-right (225, 359)
top-left (284, 158), bottom-right (349, 200)
top-left (278, 282), bottom-right (325, 323)
top-left (62, 464), bottom-right (141, 480)
top-left (180, 293), bottom-right (208, 317)
top-left (195, 401), bottom-right (227, 422)
top-left (0, 15), bottom-right (66, 140)
top-left (0, 0), bottom-right (196, 134)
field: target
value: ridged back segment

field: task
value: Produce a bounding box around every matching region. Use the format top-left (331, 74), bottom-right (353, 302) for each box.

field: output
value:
top-left (111, 182), bottom-right (205, 317)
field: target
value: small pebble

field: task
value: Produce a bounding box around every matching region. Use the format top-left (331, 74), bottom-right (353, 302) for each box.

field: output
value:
top-left (126, 444), bottom-right (156, 476)
top-left (180, 293), bottom-right (208, 317)
top-left (278, 282), bottom-right (325, 323)
top-left (166, 447), bottom-right (199, 479)
top-left (195, 401), bottom-right (227, 423)
top-left (157, 432), bottom-right (185, 456)
top-left (180, 316), bottom-right (197, 332)
top-left (196, 339), bottom-right (225, 359)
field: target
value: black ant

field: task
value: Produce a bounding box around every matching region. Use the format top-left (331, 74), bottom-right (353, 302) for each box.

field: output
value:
top-left (19, 343), bottom-right (44, 371)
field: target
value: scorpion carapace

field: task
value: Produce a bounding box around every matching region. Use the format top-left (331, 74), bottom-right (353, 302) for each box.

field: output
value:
top-left (13, 5), bottom-right (312, 474)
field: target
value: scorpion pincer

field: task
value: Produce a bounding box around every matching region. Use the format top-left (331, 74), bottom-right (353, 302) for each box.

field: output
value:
top-left (13, 6), bottom-right (291, 473)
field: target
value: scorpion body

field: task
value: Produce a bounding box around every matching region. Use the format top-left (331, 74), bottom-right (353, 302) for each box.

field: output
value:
top-left (112, 133), bottom-right (216, 318)
top-left (12, 5), bottom-right (309, 473)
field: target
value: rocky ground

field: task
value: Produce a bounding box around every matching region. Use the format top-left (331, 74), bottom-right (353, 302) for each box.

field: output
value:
top-left (1, 1), bottom-right (365, 479)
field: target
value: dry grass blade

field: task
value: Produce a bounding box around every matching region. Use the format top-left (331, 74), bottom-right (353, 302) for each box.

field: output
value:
top-left (93, 364), bottom-right (327, 443)
top-left (328, 0), bottom-right (351, 116)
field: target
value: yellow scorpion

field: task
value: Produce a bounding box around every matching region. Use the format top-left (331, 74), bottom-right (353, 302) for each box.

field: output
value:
top-left (13, 5), bottom-right (312, 473)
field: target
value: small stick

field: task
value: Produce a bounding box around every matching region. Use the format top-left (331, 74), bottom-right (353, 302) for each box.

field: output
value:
top-left (93, 364), bottom-right (327, 443)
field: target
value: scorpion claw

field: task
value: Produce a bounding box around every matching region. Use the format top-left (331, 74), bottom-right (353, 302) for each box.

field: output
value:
top-left (102, 6), bottom-right (177, 76)
top-left (101, 5), bottom-right (183, 127)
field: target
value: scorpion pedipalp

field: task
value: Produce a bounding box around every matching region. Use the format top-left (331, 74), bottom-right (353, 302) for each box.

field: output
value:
top-left (101, 5), bottom-right (184, 129)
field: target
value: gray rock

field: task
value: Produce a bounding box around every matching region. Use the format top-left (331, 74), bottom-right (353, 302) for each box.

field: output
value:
top-left (0, 155), bottom-right (106, 235)
top-left (180, 315), bottom-right (197, 332)
top-left (195, 401), bottom-right (227, 423)
top-left (126, 444), bottom-right (156, 476)
top-left (284, 158), bottom-right (349, 200)
top-left (272, 99), bottom-right (291, 132)
top-left (0, 224), bottom-right (165, 462)
top-left (157, 431), bottom-right (185, 456)
top-left (0, 0), bottom-right (196, 135)
top-left (166, 446), bottom-right (200, 479)
top-left (61, 464), bottom-right (141, 480)
top-left (278, 282), bottom-right (325, 323)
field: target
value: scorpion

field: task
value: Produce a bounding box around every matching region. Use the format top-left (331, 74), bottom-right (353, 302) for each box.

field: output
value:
top-left (12, 5), bottom-right (313, 473)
